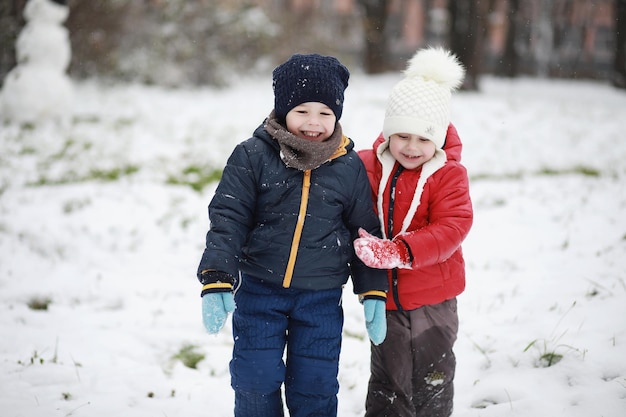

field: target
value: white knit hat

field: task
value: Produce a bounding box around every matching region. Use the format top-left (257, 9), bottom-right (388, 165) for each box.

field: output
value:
top-left (382, 47), bottom-right (465, 148)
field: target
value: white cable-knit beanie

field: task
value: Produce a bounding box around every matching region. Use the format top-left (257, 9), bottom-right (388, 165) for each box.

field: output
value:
top-left (383, 47), bottom-right (465, 148)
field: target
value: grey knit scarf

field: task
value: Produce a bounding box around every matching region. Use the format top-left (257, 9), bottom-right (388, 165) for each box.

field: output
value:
top-left (265, 111), bottom-right (343, 171)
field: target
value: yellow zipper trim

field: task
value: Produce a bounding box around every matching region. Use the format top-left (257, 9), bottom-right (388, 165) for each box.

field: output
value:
top-left (282, 169), bottom-right (311, 288)
top-left (359, 290), bottom-right (387, 300)
top-left (332, 135), bottom-right (349, 159)
top-left (202, 282), bottom-right (232, 291)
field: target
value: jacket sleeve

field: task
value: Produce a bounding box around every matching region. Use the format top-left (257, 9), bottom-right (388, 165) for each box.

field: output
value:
top-left (197, 141), bottom-right (257, 280)
top-left (395, 163), bottom-right (473, 268)
top-left (345, 156), bottom-right (389, 295)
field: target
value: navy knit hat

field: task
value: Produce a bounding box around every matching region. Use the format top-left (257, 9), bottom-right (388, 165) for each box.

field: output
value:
top-left (272, 54), bottom-right (350, 121)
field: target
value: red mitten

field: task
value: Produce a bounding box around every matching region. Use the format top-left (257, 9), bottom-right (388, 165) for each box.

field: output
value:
top-left (354, 228), bottom-right (411, 269)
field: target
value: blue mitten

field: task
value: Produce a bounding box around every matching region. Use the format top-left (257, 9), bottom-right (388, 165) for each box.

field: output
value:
top-left (363, 299), bottom-right (387, 345)
top-left (199, 270), bottom-right (237, 334)
top-left (202, 292), bottom-right (236, 334)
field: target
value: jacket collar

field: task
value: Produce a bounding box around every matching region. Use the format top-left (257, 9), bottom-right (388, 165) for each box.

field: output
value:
top-left (375, 138), bottom-right (446, 238)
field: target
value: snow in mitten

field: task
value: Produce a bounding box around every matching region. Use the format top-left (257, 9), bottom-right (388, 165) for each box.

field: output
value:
top-left (354, 228), bottom-right (411, 269)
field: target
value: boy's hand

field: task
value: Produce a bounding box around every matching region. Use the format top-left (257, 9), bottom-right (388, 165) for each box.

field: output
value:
top-left (199, 271), bottom-right (237, 334)
top-left (354, 228), bottom-right (411, 269)
top-left (202, 292), bottom-right (236, 334)
top-left (363, 299), bottom-right (386, 345)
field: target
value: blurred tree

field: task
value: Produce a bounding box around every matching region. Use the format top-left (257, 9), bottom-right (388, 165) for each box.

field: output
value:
top-left (357, 0), bottom-right (390, 73)
top-left (66, 0), bottom-right (129, 80)
top-left (0, 0), bottom-right (28, 85)
top-left (614, 0), bottom-right (626, 88)
top-left (4, 0), bottom-right (617, 86)
top-left (448, 0), bottom-right (489, 90)
top-left (66, 0), bottom-right (277, 86)
top-left (268, 0), bottom-right (361, 66)
top-left (496, 0), bottom-right (520, 77)
top-left (533, 0), bottom-right (554, 77)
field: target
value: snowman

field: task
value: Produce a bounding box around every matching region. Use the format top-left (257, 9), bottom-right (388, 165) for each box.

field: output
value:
top-left (0, 0), bottom-right (73, 124)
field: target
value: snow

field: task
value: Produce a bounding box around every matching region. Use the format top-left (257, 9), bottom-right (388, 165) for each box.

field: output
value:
top-left (1, 73), bottom-right (625, 417)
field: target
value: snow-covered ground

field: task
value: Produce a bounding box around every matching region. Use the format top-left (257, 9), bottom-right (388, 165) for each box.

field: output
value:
top-left (1, 74), bottom-right (625, 417)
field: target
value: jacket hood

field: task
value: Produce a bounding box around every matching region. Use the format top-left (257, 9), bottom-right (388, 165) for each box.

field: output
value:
top-left (371, 123), bottom-right (463, 237)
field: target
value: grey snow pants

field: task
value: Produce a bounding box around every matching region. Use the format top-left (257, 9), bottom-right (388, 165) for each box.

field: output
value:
top-left (365, 298), bottom-right (459, 417)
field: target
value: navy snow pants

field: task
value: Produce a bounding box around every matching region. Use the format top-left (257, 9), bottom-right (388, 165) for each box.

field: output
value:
top-left (365, 298), bottom-right (459, 417)
top-left (230, 275), bottom-right (344, 417)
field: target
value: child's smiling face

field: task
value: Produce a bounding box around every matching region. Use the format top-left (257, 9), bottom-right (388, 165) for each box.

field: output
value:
top-left (285, 102), bottom-right (336, 142)
top-left (388, 133), bottom-right (437, 170)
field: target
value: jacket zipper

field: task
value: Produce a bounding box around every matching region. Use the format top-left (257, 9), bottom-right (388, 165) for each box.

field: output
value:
top-left (388, 165), bottom-right (404, 310)
top-left (280, 135), bottom-right (348, 288)
top-left (282, 169), bottom-right (311, 288)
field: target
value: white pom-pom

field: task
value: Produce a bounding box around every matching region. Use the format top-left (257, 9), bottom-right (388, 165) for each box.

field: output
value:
top-left (404, 46), bottom-right (465, 91)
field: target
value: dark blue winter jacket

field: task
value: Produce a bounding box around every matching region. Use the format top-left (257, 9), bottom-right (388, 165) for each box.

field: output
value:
top-left (197, 122), bottom-right (388, 296)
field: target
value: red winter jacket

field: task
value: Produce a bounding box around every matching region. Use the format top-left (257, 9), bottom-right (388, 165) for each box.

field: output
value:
top-left (357, 124), bottom-right (473, 310)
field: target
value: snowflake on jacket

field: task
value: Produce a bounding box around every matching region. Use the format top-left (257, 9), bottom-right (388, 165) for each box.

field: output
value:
top-left (198, 122), bottom-right (389, 296)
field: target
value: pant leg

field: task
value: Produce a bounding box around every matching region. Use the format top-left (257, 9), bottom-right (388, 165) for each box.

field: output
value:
top-left (284, 287), bottom-right (344, 417)
top-left (410, 298), bottom-right (459, 417)
top-left (364, 299), bottom-right (459, 417)
top-left (230, 277), bottom-right (288, 417)
top-left (365, 310), bottom-right (416, 417)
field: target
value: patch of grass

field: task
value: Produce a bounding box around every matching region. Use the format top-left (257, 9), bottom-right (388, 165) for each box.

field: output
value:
top-left (172, 344), bottom-right (205, 369)
top-left (113, 118), bottom-right (135, 129)
top-left (20, 122), bottom-right (37, 131)
top-left (72, 115), bottom-right (101, 124)
top-left (524, 302), bottom-right (586, 367)
top-left (27, 296), bottom-right (52, 311)
top-left (88, 165), bottom-right (140, 181)
top-left (470, 172), bottom-right (523, 182)
top-left (470, 165), bottom-right (601, 182)
top-left (523, 337), bottom-right (582, 368)
top-left (62, 198), bottom-right (92, 214)
top-left (537, 351), bottom-right (563, 367)
top-left (342, 329), bottom-right (366, 341)
top-left (167, 164), bottom-right (222, 192)
top-left (19, 145), bottom-right (37, 155)
top-left (17, 350), bottom-right (45, 366)
top-left (28, 164), bottom-right (140, 186)
top-left (146, 389), bottom-right (176, 398)
top-left (538, 166), bottom-right (600, 177)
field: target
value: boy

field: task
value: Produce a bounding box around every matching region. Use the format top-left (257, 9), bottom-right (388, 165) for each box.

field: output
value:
top-left (354, 47), bottom-right (473, 417)
top-left (197, 53), bottom-right (388, 417)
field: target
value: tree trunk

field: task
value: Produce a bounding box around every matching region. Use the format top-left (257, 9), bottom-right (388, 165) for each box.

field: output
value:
top-left (614, 0), bottom-right (626, 88)
top-left (448, 0), bottom-right (486, 90)
top-left (0, 0), bottom-right (28, 84)
top-left (497, 0), bottom-right (520, 77)
top-left (358, 0), bottom-right (389, 74)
